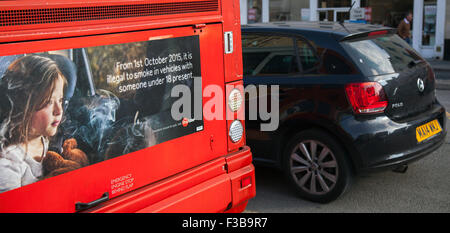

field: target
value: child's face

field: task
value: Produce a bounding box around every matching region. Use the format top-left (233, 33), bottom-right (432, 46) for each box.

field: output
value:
top-left (29, 76), bottom-right (64, 138)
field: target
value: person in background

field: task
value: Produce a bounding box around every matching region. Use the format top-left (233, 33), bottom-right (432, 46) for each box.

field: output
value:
top-left (398, 11), bottom-right (413, 45)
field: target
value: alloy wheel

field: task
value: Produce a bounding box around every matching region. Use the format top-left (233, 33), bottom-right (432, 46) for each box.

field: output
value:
top-left (289, 140), bottom-right (339, 195)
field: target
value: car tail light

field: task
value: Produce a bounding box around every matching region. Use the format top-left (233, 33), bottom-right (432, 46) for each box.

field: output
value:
top-left (427, 64), bottom-right (436, 82)
top-left (345, 82), bottom-right (388, 114)
top-left (368, 30), bottom-right (388, 37)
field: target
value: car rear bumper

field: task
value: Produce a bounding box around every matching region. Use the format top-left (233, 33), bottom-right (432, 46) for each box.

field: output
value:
top-left (341, 102), bottom-right (447, 173)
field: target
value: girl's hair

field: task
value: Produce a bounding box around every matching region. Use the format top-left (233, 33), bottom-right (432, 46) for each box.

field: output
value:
top-left (0, 55), bottom-right (67, 149)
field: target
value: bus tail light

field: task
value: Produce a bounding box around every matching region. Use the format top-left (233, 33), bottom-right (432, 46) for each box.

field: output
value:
top-left (228, 88), bottom-right (243, 112)
top-left (229, 120), bottom-right (243, 143)
top-left (226, 82), bottom-right (245, 151)
top-left (240, 176), bottom-right (252, 189)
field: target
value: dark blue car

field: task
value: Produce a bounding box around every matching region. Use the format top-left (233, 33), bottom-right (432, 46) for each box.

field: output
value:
top-left (242, 21), bottom-right (447, 203)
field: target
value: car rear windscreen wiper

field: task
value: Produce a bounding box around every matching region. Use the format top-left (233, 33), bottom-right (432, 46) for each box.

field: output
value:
top-left (408, 59), bottom-right (426, 68)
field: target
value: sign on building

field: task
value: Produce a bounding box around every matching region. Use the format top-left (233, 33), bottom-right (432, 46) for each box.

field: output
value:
top-left (350, 8), bottom-right (365, 21)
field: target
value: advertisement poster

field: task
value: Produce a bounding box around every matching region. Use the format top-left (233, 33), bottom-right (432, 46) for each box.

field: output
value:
top-left (0, 36), bottom-right (203, 193)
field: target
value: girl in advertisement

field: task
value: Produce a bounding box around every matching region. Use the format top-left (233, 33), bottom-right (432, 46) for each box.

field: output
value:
top-left (0, 55), bottom-right (67, 193)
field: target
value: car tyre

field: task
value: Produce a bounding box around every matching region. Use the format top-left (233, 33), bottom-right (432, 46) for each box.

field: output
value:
top-left (283, 129), bottom-right (353, 203)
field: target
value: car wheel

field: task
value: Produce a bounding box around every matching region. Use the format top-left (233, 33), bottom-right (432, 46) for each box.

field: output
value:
top-left (283, 129), bottom-right (353, 203)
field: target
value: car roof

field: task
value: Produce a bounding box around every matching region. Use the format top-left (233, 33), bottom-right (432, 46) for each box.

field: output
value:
top-left (242, 21), bottom-right (394, 41)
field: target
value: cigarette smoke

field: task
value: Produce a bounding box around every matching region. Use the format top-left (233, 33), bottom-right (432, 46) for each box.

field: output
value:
top-left (60, 89), bottom-right (156, 163)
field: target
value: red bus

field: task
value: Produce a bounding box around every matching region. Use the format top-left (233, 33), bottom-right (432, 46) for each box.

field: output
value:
top-left (0, 0), bottom-right (255, 213)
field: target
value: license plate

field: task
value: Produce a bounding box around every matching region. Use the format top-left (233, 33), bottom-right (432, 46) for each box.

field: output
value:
top-left (416, 119), bottom-right (442, 143)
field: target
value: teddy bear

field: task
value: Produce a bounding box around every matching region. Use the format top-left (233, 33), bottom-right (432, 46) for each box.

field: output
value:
top-left (42, 138), bottom-right (89, 178)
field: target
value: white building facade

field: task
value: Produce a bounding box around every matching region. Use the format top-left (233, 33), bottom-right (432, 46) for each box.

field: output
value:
top-left (241, 0), bottom-right (449, 60)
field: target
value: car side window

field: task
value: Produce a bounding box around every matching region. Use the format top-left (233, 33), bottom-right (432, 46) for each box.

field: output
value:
top-left (242, 34), bottom-right (299, 76)
top-left (296, 39), bottom-right (319, 74)
top-left (259, 54), bottom-right (298, 74)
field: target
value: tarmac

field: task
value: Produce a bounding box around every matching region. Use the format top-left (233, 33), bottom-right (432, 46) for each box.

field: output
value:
top-left (428, 59), bottom-right (450, 90)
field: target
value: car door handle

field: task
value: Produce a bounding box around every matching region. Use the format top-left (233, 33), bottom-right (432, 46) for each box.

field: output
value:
top-left (75, 192), bottom-right (109, 212)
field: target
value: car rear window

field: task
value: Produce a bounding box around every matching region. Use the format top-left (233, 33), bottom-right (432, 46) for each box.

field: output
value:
top-left (341, 34), bottom-right (424, 76)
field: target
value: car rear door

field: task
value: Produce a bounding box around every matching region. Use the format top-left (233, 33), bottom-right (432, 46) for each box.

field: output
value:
top-left (242, 32), bottom-right (301, 160)
top-left (341, 33), bottom-right (437, 121)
